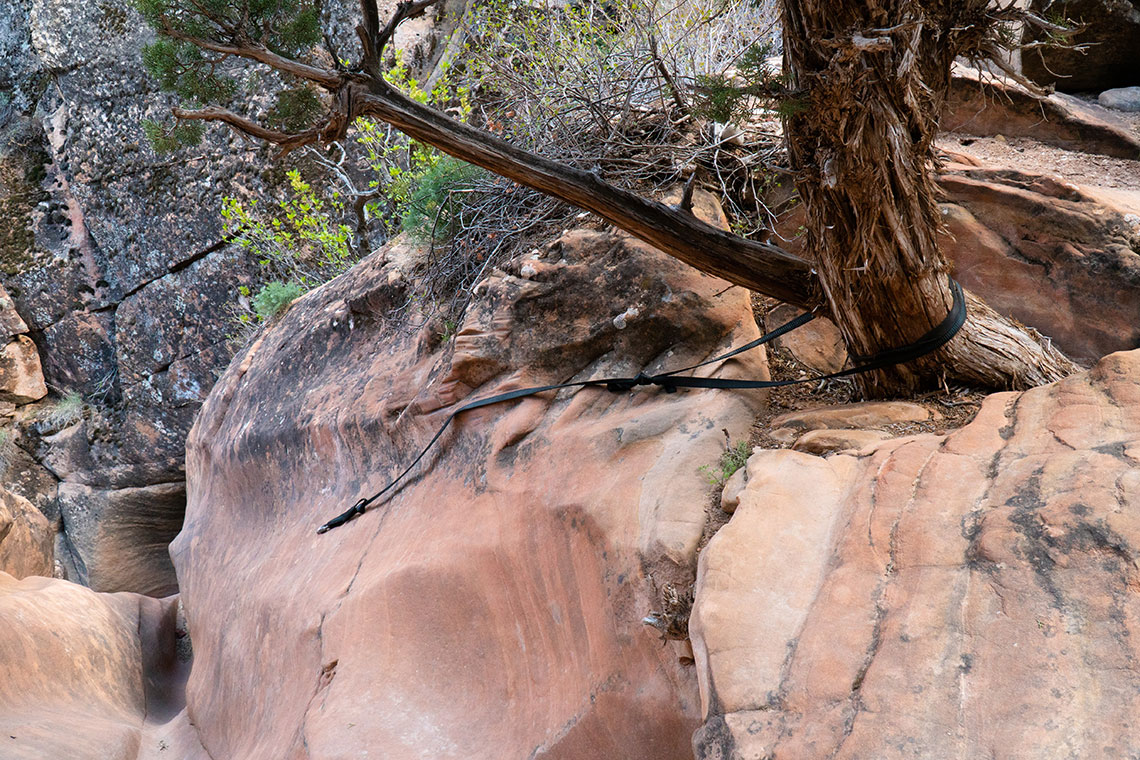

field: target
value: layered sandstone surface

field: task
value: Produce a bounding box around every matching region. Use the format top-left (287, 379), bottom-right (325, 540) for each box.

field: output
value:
top-left (172, 223), bottom-right (768, 759)
top-left (693, 348), bottom-right (1140, 759)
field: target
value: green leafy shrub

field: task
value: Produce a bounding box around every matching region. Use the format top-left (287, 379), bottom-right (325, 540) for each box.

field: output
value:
top-left (400, 156), bottom-right (484, 240)
top-left (252, 281), bottom-right (306, 320)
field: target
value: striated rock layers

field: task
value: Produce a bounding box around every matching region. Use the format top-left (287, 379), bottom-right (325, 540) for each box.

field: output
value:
top-left (173, 225), bottom-right (769, 759)
top-left (692, 347), bottom-right (1140, 759)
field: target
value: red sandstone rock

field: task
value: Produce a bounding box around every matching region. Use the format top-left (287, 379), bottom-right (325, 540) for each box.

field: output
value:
top-left (766, 303), bottom-right (848, 374)
top-left (791, 428), bottom-right (893, 455)
top-left (943, 64), bottom-right (1140, 159)
top-left (173, 226), bottom-right (769, 759)
top-left (0, 285), bottom-right (28, 338)
top-left (0, 336), bottom-right (47, 405)
top-left (938, 170), bottom-right (1140, 364)
top-left (0, 486), bottom-right (53, 579)
top-left (771, 164), bottom-right (1140, 363)
top-left (691, 348), bottom-right (1140, 759)
top-left (0, 575), bottom-right (200, 759)
top-left (771, 401), bottom-right (932, 432)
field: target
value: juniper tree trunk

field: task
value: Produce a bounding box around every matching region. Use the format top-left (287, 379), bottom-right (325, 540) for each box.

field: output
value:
top-left (781, 0), bottom-right (1075, 395)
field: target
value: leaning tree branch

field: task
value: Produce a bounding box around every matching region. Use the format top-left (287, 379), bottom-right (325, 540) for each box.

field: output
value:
top-left (167, 0), bottom-right (819, 307)
top-left (352, 77), bottom-right (820, 307)
top-left (161, 23), bottom-right (343, 88)
top-left (172, 106), bottom-right (330, 155)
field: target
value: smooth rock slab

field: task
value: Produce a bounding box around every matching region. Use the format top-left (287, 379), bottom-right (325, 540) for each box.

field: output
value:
top-left (791, 428), bottom-right (893, 455)
top-left (174, 228), bottom-right (769, 759)
top-left (1099, 86), bottom-right (1140, 112)
top-left (771, 401), bottom-right (932, 432)
top-left (0, 574), bottom-right (201, 759)
top-left (691, 348), bottom-right (1140, 759)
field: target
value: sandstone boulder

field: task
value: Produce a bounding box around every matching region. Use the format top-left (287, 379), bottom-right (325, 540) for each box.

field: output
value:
top-left (173, 226), bottom-right (769, 759)
top-left (0, 335), bottom-right (47, 404)
top-left (0, 574), bottom-right (201, 759)
top-left (771, 401), bottom-right (933, 432)
top-left (766, 303), bottom-right (847, 374)
top-left (55, 481), bottom-right (184, 597)
top-left (0, 486), bottom-right (53, 579)
top-left (791, 428), bottom-right (893, 455)
top-left (691, 347), bottom-right (1140, 759)
top-left (943, 65), bottom-right (1140, 159)
top-left (0, 284), bottom-right (27, 337)
top-left (1100, 86), bottom-right (1140, 112)
top-left (938, 168), bottom-right (1140, 364)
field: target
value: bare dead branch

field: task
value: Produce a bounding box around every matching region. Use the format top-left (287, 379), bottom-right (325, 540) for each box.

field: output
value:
top-left (678, 173), bottom-right (696, 213)
top-left (160, 23), bottom-right (342, 88)
top-left (352, 78), bottom-right (820, 307)
top-left (172, 105), bottom-right (326, 155)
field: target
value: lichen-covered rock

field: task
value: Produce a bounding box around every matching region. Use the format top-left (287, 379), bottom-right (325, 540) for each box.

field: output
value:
top-left (173, 226), bottom-right (769, 759)
top-left (1, 0), bottom-right (465, 594)
top-left (0, 574), bottom-right (201, 759)
top-left (691, 348), bottom-right (1140, 759)
top-left (0, 485), bottom-right (53, 578)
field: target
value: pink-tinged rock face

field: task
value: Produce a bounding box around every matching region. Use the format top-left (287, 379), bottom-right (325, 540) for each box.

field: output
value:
top-left (0, 335), bottom-right (47, 404)
top-left (942, 65), bottom-right (1140, 160)
top-left (0, 486), bottom-right (53, 579)
top-left (175, 226), bottom-right (769, 760)
top-left (691, 348), bottom-right (1140, 759)
top-left (937, 173), bottom-right (1140, 365)
top-left (773, 166), bottom-right (1140, 364)
top-left (0, 575), bottom-right (200, 759)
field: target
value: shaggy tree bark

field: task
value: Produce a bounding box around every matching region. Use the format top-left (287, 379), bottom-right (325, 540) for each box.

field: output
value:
top-left (151, 0), bottom-right (1080, 394)
top-left (781, 0), bottom-right (1076, 393)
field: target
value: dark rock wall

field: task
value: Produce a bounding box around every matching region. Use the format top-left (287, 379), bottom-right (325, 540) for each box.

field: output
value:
top-left (1023, 0), bottom-right (1140, 92)
top-left (0, 0), bottom-right (457, 594)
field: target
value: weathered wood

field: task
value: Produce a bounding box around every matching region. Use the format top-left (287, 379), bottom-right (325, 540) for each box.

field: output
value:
top-left (781, 0), bottom-right (1077, 394)
top-left (351, 78), bottom-right (820, 308)
top-left (163, 0), bottom-right (1083, 393)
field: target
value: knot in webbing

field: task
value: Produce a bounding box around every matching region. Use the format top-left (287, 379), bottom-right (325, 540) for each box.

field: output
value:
top-left (605, 372), bottom-right (678, 393)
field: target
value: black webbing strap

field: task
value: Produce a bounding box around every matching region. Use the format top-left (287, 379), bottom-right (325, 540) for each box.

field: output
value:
top-left (317, 277), bottom-right (966, 533)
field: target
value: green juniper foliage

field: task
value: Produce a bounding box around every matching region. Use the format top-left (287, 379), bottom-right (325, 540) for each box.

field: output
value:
top-left (252, 280), bottom-right (306, 320)
top-left (141, 119), bottom-right (204, 154)
top-left (134, 0), bottom-right (323, 148)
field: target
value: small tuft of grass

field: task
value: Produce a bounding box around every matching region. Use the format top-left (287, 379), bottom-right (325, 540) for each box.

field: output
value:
top-left (37, 391), bottom-right (86, 432)
top-left (698, 434), bottom-right (751, 486)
